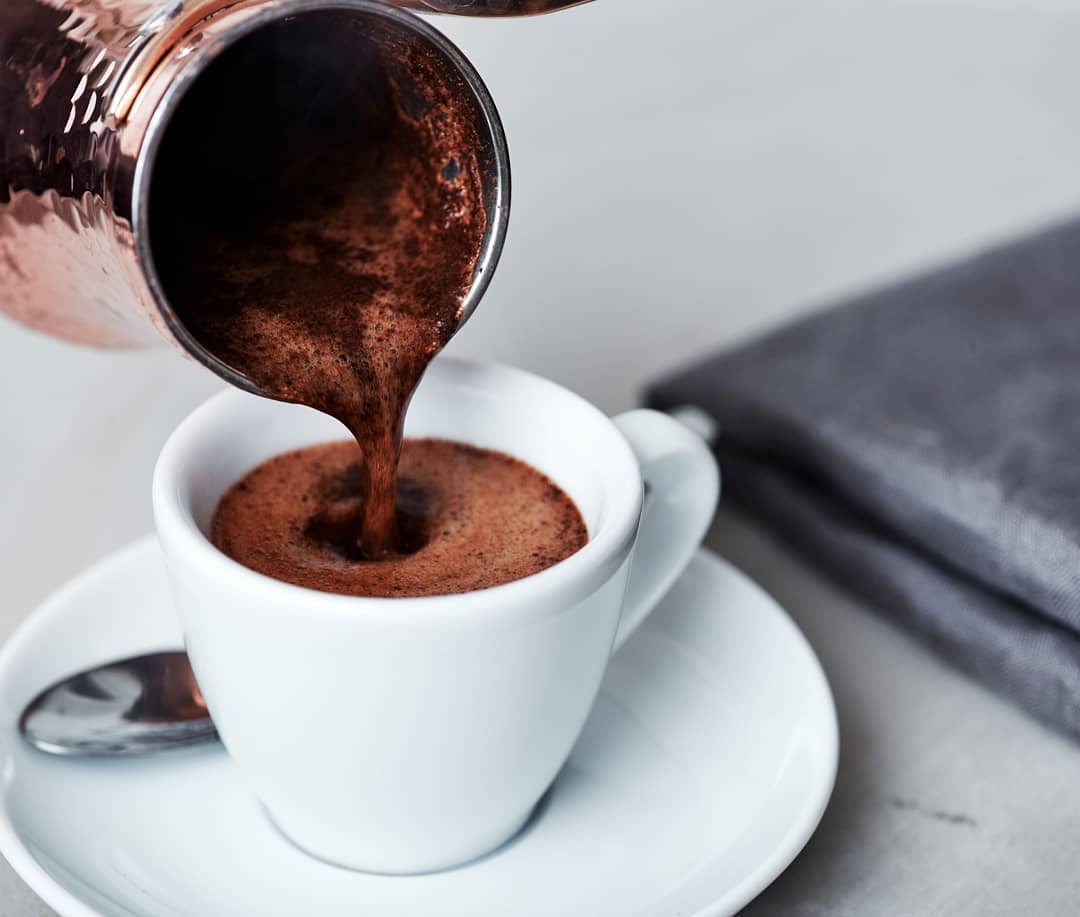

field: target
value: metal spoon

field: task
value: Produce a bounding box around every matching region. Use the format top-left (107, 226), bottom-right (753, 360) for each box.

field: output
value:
top-left (19, 652), bottom-right (215, 757)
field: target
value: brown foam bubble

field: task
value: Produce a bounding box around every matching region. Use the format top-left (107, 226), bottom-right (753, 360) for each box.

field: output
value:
top-left (211, 439), bottom-right (589, 598)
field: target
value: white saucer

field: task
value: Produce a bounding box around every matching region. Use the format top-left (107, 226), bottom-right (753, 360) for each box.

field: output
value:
top-left (0, 537), bottom-right (837, 917)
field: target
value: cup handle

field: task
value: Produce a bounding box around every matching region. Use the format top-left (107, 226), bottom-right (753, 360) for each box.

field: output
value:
top-left (611, 410), bottom-right (720, 652)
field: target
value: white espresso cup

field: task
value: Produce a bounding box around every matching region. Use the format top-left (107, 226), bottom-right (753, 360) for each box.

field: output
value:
top-left (153, 357), bottom-right (719, 874)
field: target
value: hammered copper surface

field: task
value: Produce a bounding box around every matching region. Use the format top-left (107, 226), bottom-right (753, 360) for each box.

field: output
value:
top-left (0, 0), bottom-right (167, 345)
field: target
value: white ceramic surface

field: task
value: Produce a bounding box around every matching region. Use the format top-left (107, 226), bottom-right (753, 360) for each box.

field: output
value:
top-left (151, 358), bottom-right (719, 874)
top-left (0, 538), bottom-right (837, 917)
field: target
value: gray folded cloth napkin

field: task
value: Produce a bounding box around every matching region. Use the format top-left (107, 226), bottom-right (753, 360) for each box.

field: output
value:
top-left (647, 218), bottom-right (1080, 738)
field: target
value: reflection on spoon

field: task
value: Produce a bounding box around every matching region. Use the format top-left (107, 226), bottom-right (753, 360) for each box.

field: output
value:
top-left (19, 652), bottom-right (216, 757)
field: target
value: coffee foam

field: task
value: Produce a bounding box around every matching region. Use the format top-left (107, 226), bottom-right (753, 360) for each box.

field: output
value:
top-left (211, 439), bottom-right (588, 598)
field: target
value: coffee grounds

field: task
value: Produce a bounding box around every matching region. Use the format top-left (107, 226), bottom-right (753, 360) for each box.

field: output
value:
top-left (212, 439), bottom-right (588, 597)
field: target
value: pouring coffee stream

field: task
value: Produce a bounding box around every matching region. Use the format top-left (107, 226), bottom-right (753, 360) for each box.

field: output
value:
top-left (148, 8), bottom-right (496, 557)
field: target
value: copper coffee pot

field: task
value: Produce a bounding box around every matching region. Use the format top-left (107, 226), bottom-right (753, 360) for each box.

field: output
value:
top-left (0, 0), bottom-right (586, 393)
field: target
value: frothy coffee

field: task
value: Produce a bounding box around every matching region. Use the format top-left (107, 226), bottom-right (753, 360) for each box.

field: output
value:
top-left (211, 439), bottom-right (588, 597)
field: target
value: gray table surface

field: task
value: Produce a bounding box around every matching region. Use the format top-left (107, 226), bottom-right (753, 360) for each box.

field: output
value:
top-left (4, 0), bottom-right (1080, 913)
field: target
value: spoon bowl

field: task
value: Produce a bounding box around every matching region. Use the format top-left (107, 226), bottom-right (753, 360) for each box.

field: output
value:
top-left (19, 651), bottom-right (215, 757)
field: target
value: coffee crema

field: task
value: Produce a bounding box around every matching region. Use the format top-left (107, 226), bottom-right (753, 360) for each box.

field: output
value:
top-left (212, 439), bottom-right (588, 598)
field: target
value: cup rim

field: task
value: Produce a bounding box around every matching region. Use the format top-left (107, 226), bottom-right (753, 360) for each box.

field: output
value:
top-left (152, 358), bottom-right (643, 622)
